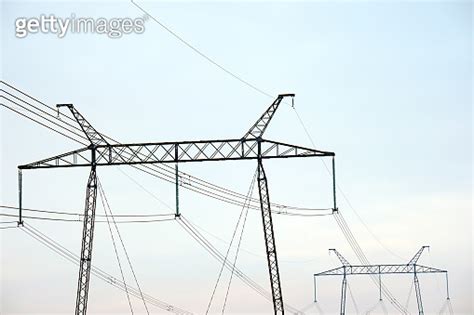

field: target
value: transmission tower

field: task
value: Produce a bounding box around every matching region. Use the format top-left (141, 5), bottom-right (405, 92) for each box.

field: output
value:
top-left (17, 94), bottom-right (336, 315)
top-left (313, 246), bottom-right (451, 315)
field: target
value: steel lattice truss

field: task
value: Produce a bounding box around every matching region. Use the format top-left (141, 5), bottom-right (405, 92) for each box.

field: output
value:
top-left (243, 94), bottom-right (292, 139)
top-left (316, 263), bottom-right (446, 276)
top-left (257, 159), bottom-right (284, 313)
top-left (19, 139), bottom-right (333, 169)
top-left (75, 168), bottom-right (98, 315)
top-left (18, 94), bottom-right (336, 315)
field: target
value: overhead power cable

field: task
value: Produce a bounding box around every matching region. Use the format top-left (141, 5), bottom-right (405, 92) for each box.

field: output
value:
top-left (0, 204), bottom-right (328, 227)
top-left (221, 172), bottom-right (256, 314)
top-left (0, 226), bottom-right (18, 230)
top-left (0, 213), bottom-right (176, 224)
top-left (438, 298), bottom-right (454, 315)
top-left (333, 212), bottom-right (408, 313)
top-left (291, 105), bottom-right (406, 261)
top-left (405, 281), bottom-right (414, 311)
top-left (205, 170), bottom-right (256, 314)
top-left (98, 179), bottom-right (150, 315)
top-left (130, 0), bottom-right (274, 99)
top-left (164, 211), bottom-right (319, 264)
top-left (98, 181), bottom-right (135, 314)
top-left (21, 223), bottom-right (193, 314)
top-left (347, 282), bottom-right (360, 314)
top-left (0, 205), bottom-right (176, 224)
top-left (176, 215), bottom-right (302, 314)
top-left (0, 204), bottom-right (174, 218)
top-left (0, 220), bottom-right (18, 224)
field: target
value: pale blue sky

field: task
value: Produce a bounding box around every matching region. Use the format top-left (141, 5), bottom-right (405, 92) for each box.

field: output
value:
top-left (1, 1), bottom-right (472, 314)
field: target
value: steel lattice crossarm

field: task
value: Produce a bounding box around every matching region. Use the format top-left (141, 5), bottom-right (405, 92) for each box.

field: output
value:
top-left (18, 138), bottom-right (334, 169)
top-left (17, 94), bottom-right (336, 315)
top-left (313, 247), bottom-right (451, 315)
top-left (315, 263), bottom-right (447, 276)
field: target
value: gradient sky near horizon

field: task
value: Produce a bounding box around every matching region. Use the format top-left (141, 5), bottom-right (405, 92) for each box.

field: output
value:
top-left (1, 0), bottom-right (472, 314)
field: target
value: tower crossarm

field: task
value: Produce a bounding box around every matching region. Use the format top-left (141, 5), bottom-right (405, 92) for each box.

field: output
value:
top-left (314, 264), bottom-right (447, 277)
top-left (19, 138), bottom-right (335, 170)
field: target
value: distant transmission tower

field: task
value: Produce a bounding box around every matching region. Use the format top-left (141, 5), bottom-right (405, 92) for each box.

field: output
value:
top-left (313, 246), bottom-right (451, 315)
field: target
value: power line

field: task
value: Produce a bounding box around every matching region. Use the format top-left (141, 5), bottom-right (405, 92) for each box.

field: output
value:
top-left (1, 210), bottom-right (176, 224)
top-left (21, 223), bottom-right (193, 314)
top-left (179, 214), bottom-right (320, 264)
top-left (98, 179), bottom-right (150, 315)
top-left (221, 173), bottom-right (256, 314)
top-left (291, 107), bottom-right (408, 312)
top-left (0, 102), bottom-right (87, 145)
top-left (0, 205), bottom-right (174, 218)
top-left (0, 226), bottom-right (18, 230)
top-left (176, 216), bottom-right (302, 314)
top-left (117, 167), bottom-right (174, 211)
top-left (182, 216), bottom-right (303, 314)
top-left (333, 212), bottom-right (408, 314)
top-left (206, 170), bottom-right (256, 314)
top-left (1, 213), bottom-right (176, 224)
top-left (130, 0), bottom-right (274, 99)
top-left (292, 106), bottom-right (406, 261)
top-left (1, 204), bottom-right (329, 227)
top-left (98, 181), bottom-right (135, 314)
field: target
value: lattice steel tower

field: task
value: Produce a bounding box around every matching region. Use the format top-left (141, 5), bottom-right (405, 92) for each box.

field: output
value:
top-left (18, 94), bottom-right (336, 315)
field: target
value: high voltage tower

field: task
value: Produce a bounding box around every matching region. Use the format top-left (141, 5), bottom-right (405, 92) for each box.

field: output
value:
top-left (313, 246), bottom-right (451, 315)
top-left (17, 94), bottom-right (336, 315)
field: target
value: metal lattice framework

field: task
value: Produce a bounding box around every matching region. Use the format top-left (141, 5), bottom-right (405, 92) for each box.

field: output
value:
top-left (19, 139), bottom-right (332, 169)
top-left (75, 167), bottom-right (98, 315)
top-left (18, 94), bottom-right (335, 315)
top-left (314, 247), bottom-right (451, 315)
top-left (257, 159), bottom-right (284, 313)
top-left (244, 93), bottom-right (292, 139)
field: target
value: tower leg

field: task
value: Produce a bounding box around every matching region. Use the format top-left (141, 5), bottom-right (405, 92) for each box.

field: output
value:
top-left (378, 268), bottom-right (382, 301)
top-left (75, 166), bottom-right (98, 315)
top-left (414, 272), bottom-right (424, 315)
top-left (18, 169), bottom-right (23, 226)
top-left (257, 159), bottom-right (284, 314)
top-left (314, 276), bottom-right (317, 303)
top-left (340, 272), bottom-right (347, 315)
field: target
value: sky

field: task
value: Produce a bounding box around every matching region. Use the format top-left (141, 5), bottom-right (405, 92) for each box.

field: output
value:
top-left (1, 0), bottom-right (472, 314)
